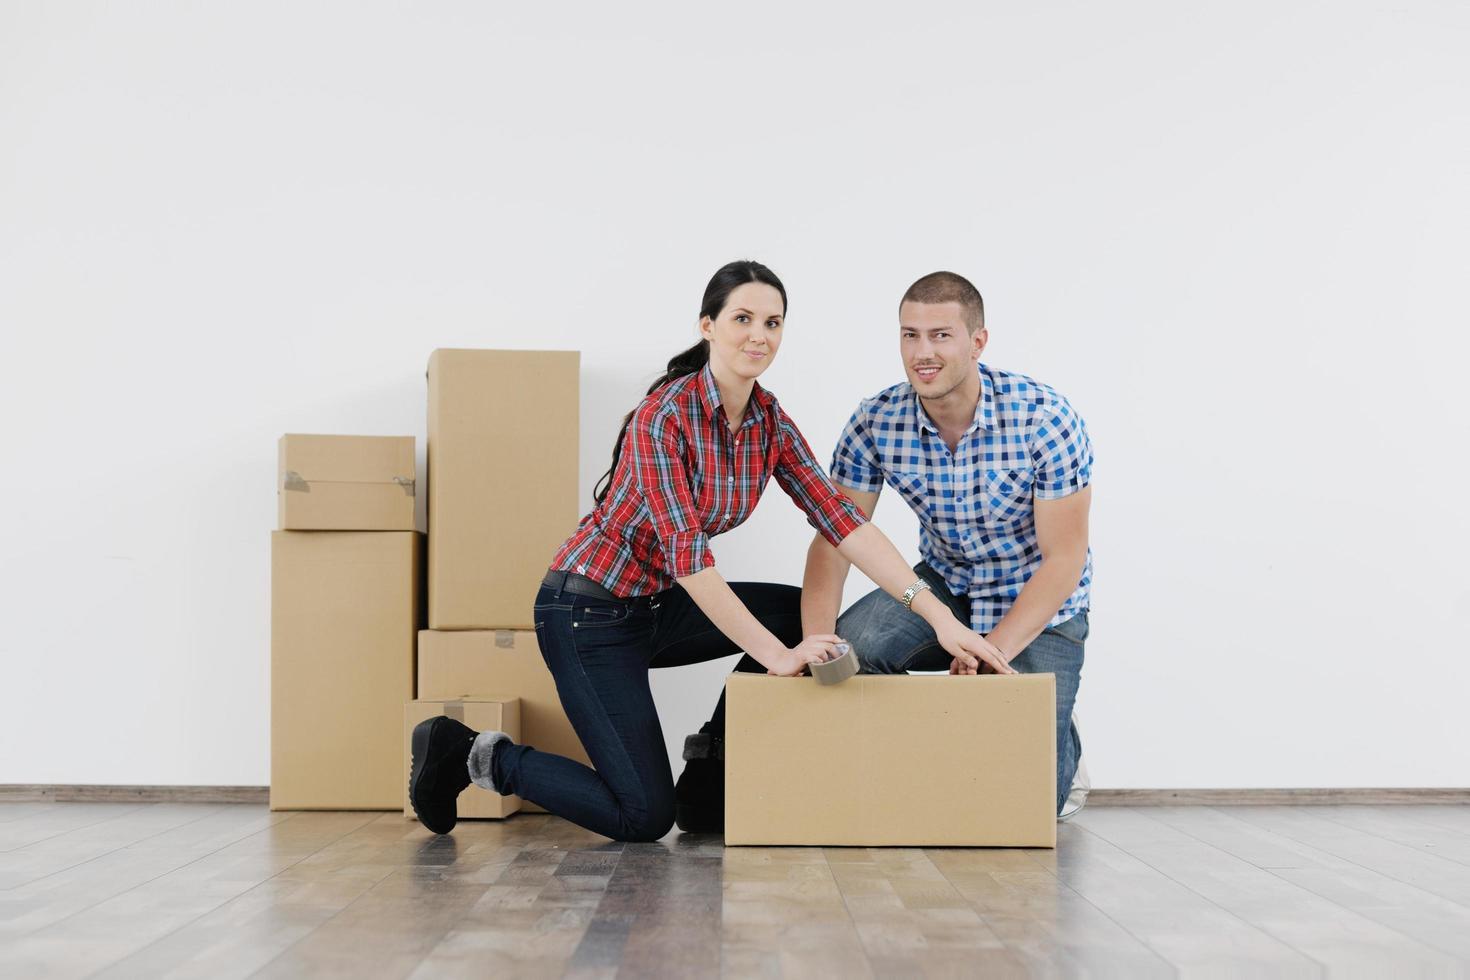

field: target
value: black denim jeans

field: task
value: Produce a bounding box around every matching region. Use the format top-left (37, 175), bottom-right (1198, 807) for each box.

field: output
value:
top-left (489, 572), bottom-right (801, 842)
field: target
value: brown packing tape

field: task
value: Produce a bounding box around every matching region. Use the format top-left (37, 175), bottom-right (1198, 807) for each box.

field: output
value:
top-left (442, 700), bottom-right (464, 723)
top-left (283, 474), bottom-right (414, 495)
top-left (495, 631), bottom-right (515, 648)
top-left (811, 647), bottom-right (859, 685)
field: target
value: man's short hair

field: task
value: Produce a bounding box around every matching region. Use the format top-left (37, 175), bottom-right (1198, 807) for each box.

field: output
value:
top-left (900, 271), bottom-right (985, 332)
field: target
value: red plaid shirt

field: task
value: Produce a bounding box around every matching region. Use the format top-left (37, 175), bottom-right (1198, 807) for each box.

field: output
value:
top-left (551, 365), bottom-right (867, 597)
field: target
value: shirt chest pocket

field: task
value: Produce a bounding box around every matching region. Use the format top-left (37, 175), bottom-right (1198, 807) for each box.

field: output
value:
top-left (889, 471), bottom-right (931, 513)
top-left (979, 467), bottom-right (1034, 524)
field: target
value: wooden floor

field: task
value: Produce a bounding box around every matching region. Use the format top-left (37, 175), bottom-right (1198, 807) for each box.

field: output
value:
top-left (2, 803), bottom-right (1469, 978)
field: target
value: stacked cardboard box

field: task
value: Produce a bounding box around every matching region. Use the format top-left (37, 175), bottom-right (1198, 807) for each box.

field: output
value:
top-left (271, 435), bottom-right (423, 810)
top-left (420, 349), bottom-right (591, 814)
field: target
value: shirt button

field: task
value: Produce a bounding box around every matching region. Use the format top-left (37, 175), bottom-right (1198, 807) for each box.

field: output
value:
top-left (728, 477), bottom-right (734, 484)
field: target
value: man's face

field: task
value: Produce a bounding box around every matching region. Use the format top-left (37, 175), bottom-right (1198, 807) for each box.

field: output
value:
top-left (899, 301), bottom-right (985, 399)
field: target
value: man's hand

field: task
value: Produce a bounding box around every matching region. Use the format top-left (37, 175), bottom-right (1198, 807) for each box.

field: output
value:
top-left (972, 638), bottom-right (1013, 675)
top-left (934, 619), bottom-right (1014, 675)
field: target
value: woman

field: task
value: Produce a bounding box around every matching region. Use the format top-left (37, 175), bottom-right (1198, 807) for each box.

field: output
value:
top-left (409, 260), bottom-right (1013, 842)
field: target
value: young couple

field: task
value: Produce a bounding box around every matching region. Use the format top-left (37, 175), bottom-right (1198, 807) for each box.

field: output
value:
top-left (409, 261), bottom-right (1094, 842)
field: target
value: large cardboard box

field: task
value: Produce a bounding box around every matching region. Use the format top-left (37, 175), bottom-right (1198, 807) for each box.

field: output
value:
top-left (427, 349), bottom-right (579, 630)
top-left (405, 698), bottom-right (522, 820)
top-left (271, 531), bottom-right (423, 810)
top-left (278, 434), bottom-right (416, 531)
top-left (418, 628), bottom-right (591, 812)
top-left (725, 674), bottom-right (1057, 847)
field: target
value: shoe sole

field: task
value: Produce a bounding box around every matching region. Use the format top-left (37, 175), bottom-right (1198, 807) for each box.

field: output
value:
top-left (675, 803), bottom-right (723, 835)
top-left (408, 717), bottom-right (453, 835)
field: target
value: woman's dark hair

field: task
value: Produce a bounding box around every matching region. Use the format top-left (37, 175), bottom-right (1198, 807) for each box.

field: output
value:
top-left (592, 260), bottom-right (787, 506)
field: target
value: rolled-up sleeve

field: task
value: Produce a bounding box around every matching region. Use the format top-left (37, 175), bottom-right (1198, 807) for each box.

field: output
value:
top-left (772, 405), bottom-right (868, 547)
top-left (1031, 396), bottom-right (1093, 499)
top-left (829, 406), bottom-right (884, 493)
top-left (626, 406), bottom-right (716, 577)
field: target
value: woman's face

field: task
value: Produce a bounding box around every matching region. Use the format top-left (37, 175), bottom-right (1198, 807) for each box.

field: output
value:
top-left (700, 282), bottom-right (785, 384)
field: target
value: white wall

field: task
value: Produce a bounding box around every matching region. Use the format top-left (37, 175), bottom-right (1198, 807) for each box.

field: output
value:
top-left (2, 2), bottom-right (1466, 789)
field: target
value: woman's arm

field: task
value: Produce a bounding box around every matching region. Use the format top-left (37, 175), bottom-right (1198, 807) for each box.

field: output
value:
top-left (834, 524), bottom-right (1015, 674)
top-left (677, 567), bottom-right (843, 676)
top-left (770, 403), bottom-right (1013, 674)
top-left (626, 405), bottom-right (840, 676)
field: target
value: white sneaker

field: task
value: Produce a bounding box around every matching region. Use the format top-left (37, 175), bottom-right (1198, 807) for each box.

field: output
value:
top-left (1058, 717), bottom-right (1089, 822)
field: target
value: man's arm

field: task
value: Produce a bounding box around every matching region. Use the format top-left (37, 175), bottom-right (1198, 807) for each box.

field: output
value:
top-left (984, 486), bottom-right (1092, 660)
top-left (800, 485), bottom-right (880, 637)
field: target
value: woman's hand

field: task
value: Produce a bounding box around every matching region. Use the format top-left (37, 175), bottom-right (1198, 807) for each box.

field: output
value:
top-left (935, 619), bottom-right (1015, 675)
top-left (766, 634), bottom-right (845, 677)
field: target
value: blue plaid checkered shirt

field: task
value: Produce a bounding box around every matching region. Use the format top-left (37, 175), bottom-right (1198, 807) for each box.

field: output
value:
top-left (830, 363), bottom-right (1093, 633)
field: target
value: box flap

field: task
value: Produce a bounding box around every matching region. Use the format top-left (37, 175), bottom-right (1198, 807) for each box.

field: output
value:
top-left (279, 434), bottom-right (415, 488)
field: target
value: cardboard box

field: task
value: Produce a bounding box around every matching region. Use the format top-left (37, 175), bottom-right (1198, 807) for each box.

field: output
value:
top-left (271, 531), bottom-right (424, 810)
top-left (427, 349), bottom-right (579, 629)
top-left (418, 628), bottom-right (591, 812)
top-left (278, 434), bottom-right (416, 531)
top-left (405, 698), bottom-right (522, 820)
top-left (725, 674), bottom-right (1056, 847)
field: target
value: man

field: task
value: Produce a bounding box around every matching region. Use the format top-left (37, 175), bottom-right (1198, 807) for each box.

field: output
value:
top-left (802, 271), bottom-right (1093, 819)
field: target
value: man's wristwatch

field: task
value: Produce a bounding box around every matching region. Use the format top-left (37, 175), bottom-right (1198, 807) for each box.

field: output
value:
top-left (899, 579), bottom-right (932, 610)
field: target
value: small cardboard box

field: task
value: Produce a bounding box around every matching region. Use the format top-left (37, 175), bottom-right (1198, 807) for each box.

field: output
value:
top-left (278, 434), bottom-right (416, 531)
top-left (405, 698), bottom-right (522, 820)
top-left (725, 674), bottom-right (1057, 847)
top-left (427, 349), bottom-right (579, 629)
top-left (271, 531), bottom-right (423, 810)
top-left (418, 628), bottom-right (592, 812)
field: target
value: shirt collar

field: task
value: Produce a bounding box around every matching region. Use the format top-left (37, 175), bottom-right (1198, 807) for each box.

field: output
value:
top-left (695, 363), bottom-right (722, 421)
top-left (695, 362), bottom-right (766, 429)
top-left (914, 363), bottom-right (996, 435)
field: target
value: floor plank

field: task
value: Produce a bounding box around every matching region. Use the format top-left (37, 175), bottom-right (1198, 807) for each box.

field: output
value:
top-left (1055, 809), bottom-right (1321, 975)
top-left (1, 803), bottom-right (1468, 977)
top-left (1308, 804), bottom-right (1470, 868)
top-left (0, 804), bottom-right (227, 890)
top-left (1155, 805), bottom-right (1470, 960)
top-left (0, 804), bottom-right (60, 825)
top-left (825, 846), bottom-right (1028, 976)
top-left (1223, 806), bottom-right (1470, 909)
top-left (1083, 805), bottom-right (1460, 974)
top-left (415, 817), bottom-right (625, 979)
top-left (0, 805), bottom-right (297, 943)
top-left (0, 810), bottom-right (375, 979)
top-left (925, 846), bottom-right (1175, 977)
top-left (0, 803), bottom-right (146, 852)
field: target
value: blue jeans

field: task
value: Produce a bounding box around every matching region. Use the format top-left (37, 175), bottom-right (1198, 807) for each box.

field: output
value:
top-left (489, 572), bottom-right (796, 842)
top-left (838, 562), bottom-right (1087, 815)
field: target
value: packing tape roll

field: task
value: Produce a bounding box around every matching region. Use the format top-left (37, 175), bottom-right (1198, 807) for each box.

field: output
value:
top-left (282, 470), bottom-right (310, 492)
top-left (811, 644), bottom-right (859, 686)
top-left (443, 699), bottom-right (464, 722)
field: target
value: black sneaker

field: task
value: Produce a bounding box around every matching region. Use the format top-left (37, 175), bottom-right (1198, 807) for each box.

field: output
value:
top-left (408, 716), bottom-right (476, 835)
top-left (674, 731), bottom-right (724, 834)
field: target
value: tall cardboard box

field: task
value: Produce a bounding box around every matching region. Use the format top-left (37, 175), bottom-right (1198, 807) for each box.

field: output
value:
top-left (418, 628), bottom-right (591, 812)
top-left (278, 434), bottom-right (417, 531)
top-left (405, 699), bottom-right (522, 820)
top-left (271, 531), bottom-right (424, 809)
top-left (725, 674), bottom-right (1057, 847)
top-left (427, 349), bottom-right (579, 630)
